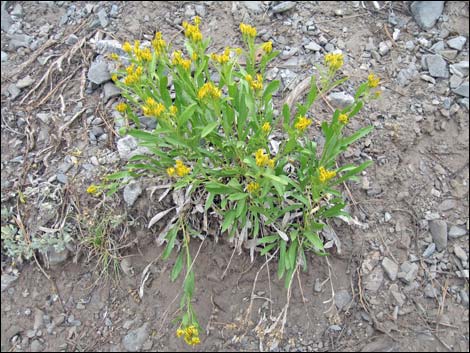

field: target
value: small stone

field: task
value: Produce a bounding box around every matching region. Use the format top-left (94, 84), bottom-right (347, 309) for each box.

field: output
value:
top-left (410, 1), bottom-right (445, 30)
top-left (1, 273), bottom-right (18, 292)
top-left (56, 173), bottom-right (68, 184)
top-left (439, 199), bottom-right (456, 212)
top-left (453, 82), bottom-right (469, 98)
top-left (65, 34), bottom-right (79, 45)
top-left (1, 51), bottom-right (8, 62)
top-left (396, 62), bottom-right (419, 86)
top-left (327, 91), bottom-right (354, 109)
top-left (110, 4), bottom-right (119, 17)
top-left (450, 61), bottom-right (469, 78)
top-left (123, 182), bottom-right (142, 207)
top-left (26, 329), bottom-right (36, 338)
top-left (242, 1), bottom-right (264, 13)
top-left (382, 257), bottom-right (398, 281)
top-left (314, 278), bottom-right (322, 292)
top-left (272, 1), bottom-right (296, 14)
top-left (37, 112), bottom-right (52, 124)
top-left (76, 303), bottom-right (86, 310)
top-left (105, 317), bottom-right (112, 327)
top-left (398, 261), bottom-right (419, 284)
top-left (195, 4), bottom-right (206, 17)
top-left (454, 245), bottom-right (468, 262)
top-left (429, 220), bottom-right (447, 251)
top-left (8, 34), bottom-right (32, 49)
top-left (305, 41), bottom-right (322, 52)
top-left (122, 323), bottom-right (149, 352)
top-left (450, 75), bottom-right (463, 89)
top-left (11, 4), bottom-right (23, 17)
top-left (424, 283), bottom-right (439, 298)
top-left (426, 55), bottom-right (448, 78)
top-left (88, 61), bottom-right (111, 85)
top-left (30, 340), bottom-right (43, 352)
top-left (447, 36), bottom-right (467, 51)
top-left (378, 41), bottom-right (391, 56)
top-left (325, 43), bottom-right (335, 52)
top-left (328, 324), bottom-right (342, 332)
top-left (389, 284), bottom-right (406, 306)
top-left (384, 212), bottom-right (392, 222)
top-left (97, 8), bottom-right (109, 27)
top-left (335, 289), bottom-right (352, 311)
top-left (448, 226), bottom-right (467, 238)
top-left (16, 75), bottom-right (35, 89)
top-left (46, 246), bottom-right (69, 266)
top-left (103, 82), bottom-right (121, 102)
top-left (405, 40), bottom-right (415, 51)
top-left (460, 289), bottom-right (469, 307)
top-left (364, 266), bottom-right (384, 292)
top-left (422, 243), bottom-right (436, 258)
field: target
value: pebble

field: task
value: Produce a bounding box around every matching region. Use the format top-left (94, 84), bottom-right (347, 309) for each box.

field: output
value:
top-left (378, 41), bottom-right (391, 56)
top-left (11, 4), bottom-right (23, 17)
top-left (426, 55), bottom-right (449, 78)
top-left (384, 212), bottom-right (392, 222)
top-left (439, 199), bottom-right (457, 211)
top-left (410, 1), bottom-right (445, 30)
top-left (16, 75), bottom-right (35, 89)
top-left (389, 283), bottom-right (406, 306)
top-left (103, 82), bottom-right (121, 102)
top-left (334, 289), bottom-right (352, 311)
top-left (448, 226), bottom-right (467, 238)
top-left (1, 273), bottom-right (18, 292)
top-left (46, 246), bottom-right (69, 266)
top-left (424, 283), bottom-right (439, 298)
top-left (453, 245), bottom-right (468, 262)
top-left (364, 266), bottom-right (384, 292)
top-left (422, 243), bottom-right (436, 258)
top-left (272, 1), bottom-right (296, 14)
top-left (327, 91), bottom-right (354, 109)
top-left (195, 4), bottom-right (206, 17)
top-left (460, 289), bottom-right (469, 307)
top-left (398, 261), bottom-right (419, 284)
top-left (450, 61), bottom-right (469, 78)
top-left (314, 278), bottom-right (322, 292)
top-left (1, 50), bottom-right (7, 62)
top-left (56, 173), bottom-right (68, 184)
top-left (453, 82), bottom-right (469, 98)
top-left (396, 62), bottom-right (419, 86)
top-left (123, 182), bottom-right (142, 207)
top-left (88, 61), bottom-right (111, 85)
top-left (305, 41), bottom-right (322, 52)
top-left (30, 340), bottom-right (43, 352)
top-left (382, 257), bottom-right (398, 281)
top-left (429, 220), bottom-right (447, 251)
top-left (242, 1), bottom-right (264, 13)
top-left (65, 34), bottom-right (79, 45)
top-left (122, 322), bottom-right (149, 352)
top-left (97, 8), bottom-right (109, 27)
top-left (447, 36), bottom-right (467, 51)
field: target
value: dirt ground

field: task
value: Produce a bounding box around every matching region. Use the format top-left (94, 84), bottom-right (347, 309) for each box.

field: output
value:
top-left (1, 1), bottom-right (469, 352)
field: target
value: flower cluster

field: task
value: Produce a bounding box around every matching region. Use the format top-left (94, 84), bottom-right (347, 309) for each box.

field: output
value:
top-left (324, 53), bottom-right (344, 70)
top-left (262, 41), bottom-right (273, 54)
top-left (367, 73), bottom-right (380, 88)
top-left (294, 116), bottom-right (312, 131)
top-left (261, 122), bottom-right (271, 133)
top-left (210, 47), bottom-right (231, 64)
top-left (255, 149), bottom-right (275, 168)
top-left (167, 160), bottom-right (191, 177)
top-left (182, 17), bottom-right (203, 42)
top-left (176, 325), bottom-right (200, 346)
top-left (338, 113), bottom-right (349, 124)
top-left (152, 31), bottom-right (167, 55)
top-left (246, 74), bottom-right (263, 91)
top-left (124, 63), bottom-right (143, 85)
top-left (116, 102), bottom-right (127, 113)
top-left (198, 82), bottom-right (222, 100)
top-left (318, 166), bottom-right (336, 183)
top-left (240, 23), bottom-right (257, 38)
top-left (143, 97), bottom-right (165, 117)
top-left (86, 184), bottom-right (102, 197)
top-left (172, 50), bottom-right (191, 70)
top-left (246, 181), bottom-right (260, 193)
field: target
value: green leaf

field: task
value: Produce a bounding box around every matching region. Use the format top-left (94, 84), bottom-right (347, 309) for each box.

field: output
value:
top-left (162, 226), bottom-right (178, 260)
top-left (177, 103), bottom-right (198, 126)
top-left (205, 192), bottom-right (214, 211)
top-left (201, 121), bottom-right (219, 138)
top-left (262, 80), bottom-right (280, 104)
top-left (105, 171), bottom-right (138, 180)
top-left (341, 126), bottom-right (374, 147)
top-left (184, 270), bottom-right (195, 297)
top-left (205, 181), bottom-right (238, 195)
top-left (221, 210), bottom-right (237, 232)
top-left (282, 103), bottom-right (290, 127)
top-left (263, 173), bottom-right (288, 185)
top-left (304, 231), bottom-right (324, 250)
top-left (257, 235), bottom-right (279, 244)
top-left (260, 242), bottom-right (277, 256)
top-left (278, 240), bottom-right (286, 279)
top-left (128, 129), bottom-right (159, 142)
top-left (331, 160), bottom-right (373, 186)
top-left (170, 251), bottom-right (184, 282)
top-left (228, 193), bottom-right (249, 201)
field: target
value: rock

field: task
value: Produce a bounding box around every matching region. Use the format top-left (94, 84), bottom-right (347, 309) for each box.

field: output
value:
top-left (334, 289), bottom-right (352, 311)
top-left (91, 126), bottom-right (104, 137)
top-left (314, 278), bottom-right (322, 292)
top-left (16, 75), bottom-right (35, 89)
top-left (1, 2), bottom-right (12, 32)
top-left (88, 61), bottom-right (111, 85)
top-left (103, 82), bottom-right (121, 102)
top-left (422, 243), bottom-right (436, 258)
top-left (460, 289), bottom-right (469, 307)
top-left (405, 40), bottom-right (415, 51)
top-left (448, 226), bottom-right (467, 238)
top-left (47, 247), bottom-right (69, 266)
top-left (1, 273), bottom-right (18, 292)
top-left (424, 283), bottom-right (439, 298)
top-left (8, 34), bottom-right (32, 49)
top-left (389, 283), bottom-right (406, 306)
top-left (440, 49), bottom-right (458, 60)
top-left (453, 82), bottom-right (469, 98)
top-left (122, 323), bottom-right (149, 352)
top-left (454, 245), bottom-right (468, 262)
top-left (447, 36), bottom-right (467, 51)
top-left (30, 340), bottom-right (43, 352)
top-left (382, 257), bottom-right (398, 281)
top-left (33, 308), bottom-right (44, 330)
top-left (429, 220), bottom-right (447, 251)
top-left (11, 3), bottom-right (23, 17)
top-left (361, 336), bottom-right (398, 352)
top-left (327, 92), bottom-right (354, 108)
top-left (384, 212), bottom-right (392, 222)
top-left (123, 182), bottom-right (142, 207)
top-left (397, 261), bottom-right (419, 284)
top-left (272, 1), bottom-right (296, 14)
top-left (426, 55), bottom-right (448, 78)
top-left (195, 4), bottom-right (206, 17)
top-left (450, 75), bottom-right (463, 89)
top-left (438, 199), bottom-right (457, 212)
top-left (430, 40), bottom-right (445, 52)
top-left (95, 39), bottom-right (126, 56)
top-left (378, 41), bottom-right (391, 56)
top-left (325, 43), bottom-right (335, 52)
top-left (305, 41), bottom-right (322, 52)
top-left (1, 51), bottom-right (8, 62)
top-left (116, 135), bottom-right (150, 160)
top-left (56, 173), bottom-right (68, 184)
top-left (242, 1), bottom-right (264, 13)
top-left (364, 266), bottom-right (384, 292)
top-left (450, 61), bottom-right (469, 78)
top-left (65, 34), bottom-right (79, 45)
top-left (110, 4), bottom-right (119, 17)
top-left (97, 8), bottom-right (109, 27)
top-left (410, 1), bottom-right (445, 30)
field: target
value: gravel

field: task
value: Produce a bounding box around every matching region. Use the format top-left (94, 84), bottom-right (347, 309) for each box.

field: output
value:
top-left (103, 82), bottom-right (121, 102)
top-left (398, 261), bottom-right (419, 284)
top-left (453, 82), bottom-right (469, 98)
top-left (1, 273), bottom-right (18, 292)
top-left (453, 245), bottom-right (468, 262)
top-left (422, 243), bottom-right (436, 258)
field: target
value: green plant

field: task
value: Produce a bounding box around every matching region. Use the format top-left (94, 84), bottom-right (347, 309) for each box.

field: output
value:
top-left (96, 18), bottom-right (379, 345)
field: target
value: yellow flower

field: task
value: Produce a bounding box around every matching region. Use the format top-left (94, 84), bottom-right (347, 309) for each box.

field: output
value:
top-left (175, 160), bottom-right (190, 177)
top-left (182, 20), bottom-right (203, 42)
top-left (254, 149), bottom-right (274, 168)
top-left (319, 166), bottom-right (336, 183)
top-left (133, 40), bottom-right (141, 53)
top-left (172, 50), bottom-right (191, 70)
top-left (338, 114), bottom-right (348, 124)
top-left (247, 182), bottom-right (260, 193)
top-left (110, 53), bottom-right (120, 60)
top-left (261, 122), bottom-right (271, 133)
top-left (86, 184), bottom-right (101, 197)
top-left (111, 74), bottom-right (118, 82)
top-left (152, 32), bottom-right (167, 55)
top-left (294, 116), bottom-right (312, 131)
top-left (194, 16), bottom-right (201, 26)
top-left (123, 64), bottom-right (143, 85)
top-left (143, 99), bottom-right (166, 117)
top-left (374, 90), bottom-right (382, 98)
top-left (246, 74), bottom-right (263, 90)
top-left (324, 53), bottom-right (344, 70)
top-left (167, 167), bottom-right (176, 177)
top-left (368, 73), bottom-right (380, 88)
top-left (122, 41), bottom-right (132, 53)
top-left (190, 337), bottom-right (200, 345)
top-left (211, 49), bottom-right (230, 64)
top-left (116, 102), bottom-right (127, 113)
top-left (191, 52), bottom-right (198, 61)
top-left (198, 82), bottom-right (222, 100)
top-left (169, 105), bottom-right (178, 116)
top-left (136, 47), bottom-right (152, 62)
top-left (240, 23), bottom-right (257, 38)
top-left (235, 48), bottom-right (242, 56)
top-left (176, 329), bottom-right (184, 338)
top-left (262, 41), bottom-right (273, 53)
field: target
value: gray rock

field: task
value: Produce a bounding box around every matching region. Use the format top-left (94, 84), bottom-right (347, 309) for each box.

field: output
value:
top-left (429, 220), bottom-right (447, 251)
top-left (91, 126), bottom-right (104, 137)
top-left (424, 283), bottom-right (439, 298)
top-left (460, 289), bottom-right (469, 307)
top-left (447, 36), bottom-right (467, 51)
top-left (123, 182), bottom-right (142, 207)
top-left (325, 43), bottom-right (335, 52)
top-left (95, 39), bottom-right (126, 56)
top-left (382, 257), bottom-right (398, 281)
top-left (67, 315), bottom-right (81, 326)
top-left (396, 62), bottom-right (419, 86)
top-left (450, 61), bottom-right (469, 78)
top-left (448, 226), bottom-right (467, 238)
top-left (30, 340), bottom-right (43, 352)
top-left (378, 41), bottom-right (391, 56)
top-left (453, 82), bottom-right (469, 98)
top-left (389, 283), bottom-right (406, 306)
top-left (110, 4), bottom-right (119, 17)
top-left (405, 40), bottom-right (415, 51)
top-left (430, 40), bottom-right (445, 52)
top-left (46, 246), bottom-right (69, 266)
top-left (8, 34), bottom-right (32, 49)
top-left (426, 55), bottom-right (448, 78)
top-left (454, 245), bottom-right (468, 262)
top-left (56, 173), bottom-right (68, 184)
top-left (422, 243), bottom-right (436, 258)
top-left (195, 4), bottom-right (206, 17)
top-left (122, 322), bottom-right (149, 352)
top-left (1, 273), bottom-right (18, 292)
top-left (103, 82), bottom-right (121, 102)
top-left (11, 4), bottom-right (23, 17)
top-left (1, 51), bottom-right (8, 62)
top-left (440, 49), bottom-right (458, 60)
top-left (305, 41), bottom-right (322, 52)
top-left (97, 8), bottom-right (109, 27)
top-left (1, 2), bottom-right (12, 32)
top-left (410, 1), bottom-right (445, 30)
top-left (364, 266), bottom-right (384, 292)
top-left (361, 336), bottom-right (397, 352)
top-left (8, 84), bottom-right (21, 100)
top-left (438, 199), bottom-right (456, 211)
top-left (398, 261), bottom-right (419, 284)
top-left (272, 1), bottom-right (296, 14)
top-left (327, 92), bottom-right (354, 108)
top-left (116, 135), bottom-right (150, 160)
top-left (242, 1), bottom-right (264, 13)
top-left (16, 75), bottom-right (35, 89)
top-left (314, 278), bottom-right (322, 292)
top-left (139, 117), bottom-right (157, 130)
top-left (65, 34), bottom-right (79, 45)
top-left (450, 75), bottom-right (463, 89)
top-left (334, 289), bottom-right (352, 311)
top-left (88, 61), bottom-right (111, 85)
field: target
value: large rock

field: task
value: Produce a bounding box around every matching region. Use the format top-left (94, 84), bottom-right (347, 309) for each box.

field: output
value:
top-left (122, 323), bottom-right (149, 352)
top-left (429, 220), bottom-right (447, 251)
top-left (88, 61), bottom-right (111, 85)
top-left (410, 1), bottom-right (445, 30)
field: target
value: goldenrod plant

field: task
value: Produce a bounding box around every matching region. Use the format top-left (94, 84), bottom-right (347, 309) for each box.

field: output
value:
top-left (96, 17), bottom-right (379, 345)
